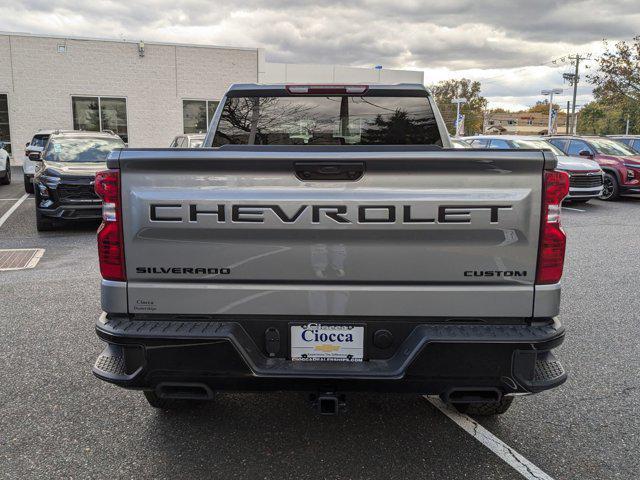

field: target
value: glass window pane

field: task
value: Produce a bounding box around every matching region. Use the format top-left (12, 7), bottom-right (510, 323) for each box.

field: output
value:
top-left (548, 138), bottom-right (567, 152)
top-left (183, 100), bottom-right (207, 134)
top-left (0, 94), bottom-right (10, 154)
top-left (489, 139), bottom-right (511, 149)
top-left (213, 96), bottom-right (441, 146)
top-left (43, 136), bottom-right (124, 163)
top-left (567, 140), bottom-right (589, 155)
top-left (100, 97), bottom-right (128, 143)
top-left (30, 135), bottom-right (50, 149)
top-left (470, 139), bottom-right (489, 148)
top-left (72, 97), bottom-right (100, 132)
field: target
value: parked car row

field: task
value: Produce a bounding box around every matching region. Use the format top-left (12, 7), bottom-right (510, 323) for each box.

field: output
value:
top-left (548, 136), bottom-right (640, 201)
top-left (9, 127), bottom-right (640, 232)
top-left (457, 134), bottom-right (640, 202)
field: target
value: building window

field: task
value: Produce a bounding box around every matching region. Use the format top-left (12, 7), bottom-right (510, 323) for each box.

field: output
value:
top-left (183, 100), bottom-right (219, 134)
top-left (0, 94), bottom-right (10, 155)
top-left (72, 96), bottom-right (128, 143)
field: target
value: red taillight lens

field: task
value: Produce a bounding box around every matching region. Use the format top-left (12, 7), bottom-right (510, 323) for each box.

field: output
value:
top-left (536, 170), bottom-right (570, 284)
top-left (95, 170), bottom-right (126, 281)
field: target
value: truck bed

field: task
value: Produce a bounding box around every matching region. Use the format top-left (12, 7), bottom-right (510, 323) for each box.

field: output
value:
top-left (103, 146), bottom-right (559, 319)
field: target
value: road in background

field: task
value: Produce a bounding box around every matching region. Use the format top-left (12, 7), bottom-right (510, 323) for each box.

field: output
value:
top-left (1, 165), bottom-right (638, 479)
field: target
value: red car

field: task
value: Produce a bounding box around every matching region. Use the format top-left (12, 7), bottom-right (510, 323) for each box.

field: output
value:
top-left (548, 136), bottom-right (640, 200)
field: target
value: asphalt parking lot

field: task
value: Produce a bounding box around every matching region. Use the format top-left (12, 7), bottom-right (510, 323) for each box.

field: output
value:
top-left (1, 165), bottom-right (639, 480)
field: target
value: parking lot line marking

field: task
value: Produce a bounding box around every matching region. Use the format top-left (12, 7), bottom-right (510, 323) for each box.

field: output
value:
top-left (563, 207), bottom-right (585, 213)
top-left (426, 397), bottom-right (555, 480)
top-left (0, 193), bottom-right (29, 228)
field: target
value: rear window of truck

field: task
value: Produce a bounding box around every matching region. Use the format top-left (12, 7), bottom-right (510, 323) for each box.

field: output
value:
top-left (212, 96), bottom-right (442, 146)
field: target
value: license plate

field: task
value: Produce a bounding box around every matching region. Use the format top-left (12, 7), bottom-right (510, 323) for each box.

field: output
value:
top-left (290, 324), bottom-right (364, 362)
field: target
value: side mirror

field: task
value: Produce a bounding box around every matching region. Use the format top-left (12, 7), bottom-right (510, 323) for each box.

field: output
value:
top-left (579, 150), bottom-right (593, 158)
top-left (29, 151), bottom-right (43, 162)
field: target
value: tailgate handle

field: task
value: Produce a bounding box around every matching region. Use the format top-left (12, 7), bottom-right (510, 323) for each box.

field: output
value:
top-left (294, 162), bottom-right (365, 181)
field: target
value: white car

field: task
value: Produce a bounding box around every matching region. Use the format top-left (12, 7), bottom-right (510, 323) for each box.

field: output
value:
top-left (23, 130), bottom-right (53, 193)
top-left (0, 141), bottom-right (11, 185)
top-left (169, 133), bottom-right (206, 148)
top-left (462, 135), bottom-right (604, 202)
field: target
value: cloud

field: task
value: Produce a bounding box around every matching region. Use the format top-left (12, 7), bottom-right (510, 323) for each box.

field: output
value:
top-left (0, 0), bottom-right (636, 108)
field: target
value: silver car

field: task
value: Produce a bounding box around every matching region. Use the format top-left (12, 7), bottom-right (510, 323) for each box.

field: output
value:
top-left (169, 133), bottom-right (206, 148)
top-left (463, 135), bottom-right (603, 202)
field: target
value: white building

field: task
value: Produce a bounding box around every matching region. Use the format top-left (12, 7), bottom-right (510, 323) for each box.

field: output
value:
top-left (0, 32), bottom-right (424, 159)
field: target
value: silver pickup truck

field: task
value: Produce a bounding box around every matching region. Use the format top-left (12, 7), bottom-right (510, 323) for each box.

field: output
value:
top-left (93, 84), bottom-right (569, 416)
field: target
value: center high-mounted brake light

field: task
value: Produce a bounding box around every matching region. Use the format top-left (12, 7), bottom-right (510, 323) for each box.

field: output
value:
top-left (286, 85), bottom-right (369, 95)
top-left (95, 169), bottom-right (126, 281)
top-left (536, 170), bottom-right (570, 285)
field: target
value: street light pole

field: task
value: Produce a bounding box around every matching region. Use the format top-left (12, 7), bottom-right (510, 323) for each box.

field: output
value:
top-left (541, 88), bottom-right (563, 134)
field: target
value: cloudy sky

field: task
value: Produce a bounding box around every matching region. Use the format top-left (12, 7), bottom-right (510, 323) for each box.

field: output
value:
top-left (1, 0), bottom-right (638, 110)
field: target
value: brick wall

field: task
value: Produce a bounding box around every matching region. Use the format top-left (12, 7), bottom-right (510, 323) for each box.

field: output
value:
top-left (0, 33), bottom-right (258, 161)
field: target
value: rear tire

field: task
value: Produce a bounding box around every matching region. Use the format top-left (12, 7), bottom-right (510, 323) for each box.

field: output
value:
top-left (452, 396), bottom-right (514, 416)
top-left (0, 160), bottom-right (10, 185)
top-left (143, 391), bottom-right (205, 410)
top-left (599, 173), bottom-right (619, 201)
top-left (24, 174), bottom-right (34, 194)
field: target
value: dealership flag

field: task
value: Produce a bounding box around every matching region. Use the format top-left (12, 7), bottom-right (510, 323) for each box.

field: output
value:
top-left (455, 114), bottom-right (465, 136)
top-left (550, 109), bottom-right (558, 135)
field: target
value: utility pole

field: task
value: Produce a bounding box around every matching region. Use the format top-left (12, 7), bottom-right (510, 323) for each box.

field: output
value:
top-left (568, 54), bottom-right (583, 134)
top-left (626, 114), bottom-right (630, 135)
top-left (566, 101), bottom-right (571, 134)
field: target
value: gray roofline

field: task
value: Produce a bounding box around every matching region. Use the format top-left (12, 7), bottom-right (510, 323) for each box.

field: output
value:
top-left (228, 82), bottom-right (429, 92)
top-left (0, 30), bottom-right (258, 53)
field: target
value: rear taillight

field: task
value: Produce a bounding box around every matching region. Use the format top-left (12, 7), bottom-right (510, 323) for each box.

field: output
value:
top-left (536, 170), bottom-right (570, 284)
top-left (95, 170), bottom-right (126, 281)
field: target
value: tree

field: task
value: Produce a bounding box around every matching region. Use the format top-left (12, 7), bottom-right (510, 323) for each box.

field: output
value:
top-left (589, 36), bottom-right (640, 103)
top-left (430, 79), bottom-right (487, 135)
top-left (577, 101), bottom-right (638, 135)
top-left (527, 100), bottom-right (561, 114)
top-left (586, 37), bottom-right (640, 134)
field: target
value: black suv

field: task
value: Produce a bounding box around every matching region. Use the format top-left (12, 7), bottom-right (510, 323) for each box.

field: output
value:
top-left (31, 131), bottom-right (125, 231)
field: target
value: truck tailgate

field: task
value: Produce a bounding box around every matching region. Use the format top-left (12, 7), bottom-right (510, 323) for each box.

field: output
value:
top-left (116, 148), bottom-right (546, 317)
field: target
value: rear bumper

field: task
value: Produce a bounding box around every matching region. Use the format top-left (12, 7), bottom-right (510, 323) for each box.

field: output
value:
top-left (94, 313), bottom-right (566, 396)
top-left (37, 203), bottom-right (102, 220)
top-left (566, 186), bottom-right (602, 199)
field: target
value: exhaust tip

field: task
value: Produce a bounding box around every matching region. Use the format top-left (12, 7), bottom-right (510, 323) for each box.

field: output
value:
top-left (156, 383), bottom-right (214, 400)
top-left (441, 388), bottom-right (502, 404)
